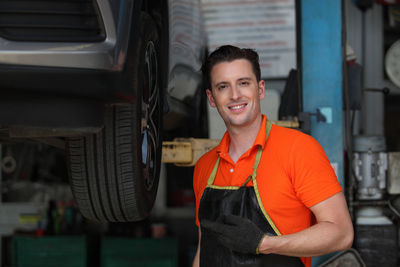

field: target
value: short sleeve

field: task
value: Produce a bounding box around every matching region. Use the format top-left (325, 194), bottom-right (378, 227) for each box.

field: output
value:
top-left (289, 133), bottom-right (342, 208)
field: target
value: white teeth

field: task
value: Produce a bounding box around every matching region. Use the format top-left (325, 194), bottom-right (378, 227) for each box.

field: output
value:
top-left (230, 104), bottom-right (245, 110)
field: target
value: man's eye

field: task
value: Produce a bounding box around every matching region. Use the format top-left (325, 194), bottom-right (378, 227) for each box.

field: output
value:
top-left (218, 85), bottom-right (227, 90)
top-left (240, 81), bottom-right (249, 86)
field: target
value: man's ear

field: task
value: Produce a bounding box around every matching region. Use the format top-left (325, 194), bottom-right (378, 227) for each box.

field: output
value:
top-left (258, 80), bottom-right (266, 100)
top-left (206, 89), bottom-right (216, 108)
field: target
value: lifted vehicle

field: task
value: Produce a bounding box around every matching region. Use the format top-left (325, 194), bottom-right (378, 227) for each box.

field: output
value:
top-left (0, 0), bottom-right (207, 222)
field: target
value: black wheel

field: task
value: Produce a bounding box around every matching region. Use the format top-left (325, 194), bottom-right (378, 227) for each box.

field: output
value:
top-left (67, 13), bottom-right (162, 222)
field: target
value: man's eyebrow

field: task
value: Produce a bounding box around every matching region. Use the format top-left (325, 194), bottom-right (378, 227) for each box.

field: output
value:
top-left (214, 81), bottom-right (228, 87)
top-left (214, 77), bottom-right (252, 87)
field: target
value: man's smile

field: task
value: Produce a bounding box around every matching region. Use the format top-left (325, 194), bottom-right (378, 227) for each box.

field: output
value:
top-left (228, 103), bottom-right (247, 111)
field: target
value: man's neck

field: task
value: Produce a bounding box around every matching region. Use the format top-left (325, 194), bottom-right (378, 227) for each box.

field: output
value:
top-left (228, 115), bottom-right (263, 163)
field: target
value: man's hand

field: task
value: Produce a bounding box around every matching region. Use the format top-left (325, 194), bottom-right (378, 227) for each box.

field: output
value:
top-left (201, 214), bottom-right (266, 254)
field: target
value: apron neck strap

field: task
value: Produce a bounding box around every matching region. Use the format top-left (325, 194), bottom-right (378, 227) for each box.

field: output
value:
top-left (207, 157), bottom-right (220, 186)
top-left (248, 119), bottom-right (272, 184)
top-left (207, 119), bottom-right (273, 186)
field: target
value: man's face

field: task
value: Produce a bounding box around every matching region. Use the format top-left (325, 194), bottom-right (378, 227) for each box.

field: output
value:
top-left (206, 59), bottom-right (265, 129)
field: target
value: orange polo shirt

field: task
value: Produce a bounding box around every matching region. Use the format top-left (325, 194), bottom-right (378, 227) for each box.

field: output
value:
top-left (193, 115), bottom-right (342, 267)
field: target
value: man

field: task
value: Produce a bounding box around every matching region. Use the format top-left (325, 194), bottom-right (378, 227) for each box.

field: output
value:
top-left (192, 45), bottom-right (353, 267)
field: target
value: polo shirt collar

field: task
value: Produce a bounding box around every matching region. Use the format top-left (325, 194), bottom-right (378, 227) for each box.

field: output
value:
top-left (216, 114), bottom-right (268, 157)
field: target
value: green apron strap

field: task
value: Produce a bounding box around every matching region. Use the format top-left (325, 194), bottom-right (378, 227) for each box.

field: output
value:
top-left (249, 119), bottom-right (273, 182)
top-left (251, 120), bottom-right (281, 235)
top-left (207, 157), bottom-right (220, 186)
top-left (265, 119), bottom-right (273, 148)
top-left (251, 147), bottom-right (263, 180)
top-left (241, 175), bottom-right (252, 187)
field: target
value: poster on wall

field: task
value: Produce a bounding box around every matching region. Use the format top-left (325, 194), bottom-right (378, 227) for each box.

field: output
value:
top-left (201, 0), bottom-right (297, 78)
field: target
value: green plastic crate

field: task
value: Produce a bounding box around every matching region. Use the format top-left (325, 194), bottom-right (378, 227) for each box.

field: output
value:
top-left (12, 236), bottom-right (86, 267)
top-left (101, 238), bottom-right (178, 267)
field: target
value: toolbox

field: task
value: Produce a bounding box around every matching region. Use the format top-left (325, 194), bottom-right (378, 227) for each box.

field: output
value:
top-left (101, 237), bottom-right (178, 267)
top-left (12, 236), bottom-right (86, 267)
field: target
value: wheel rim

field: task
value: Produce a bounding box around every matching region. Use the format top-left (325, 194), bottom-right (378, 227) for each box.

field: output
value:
top-left (141, 41), bottom-right (160, 191)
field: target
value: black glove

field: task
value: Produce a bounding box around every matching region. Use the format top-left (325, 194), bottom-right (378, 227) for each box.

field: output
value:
top-left (201, 214), bottom-right (266, 254)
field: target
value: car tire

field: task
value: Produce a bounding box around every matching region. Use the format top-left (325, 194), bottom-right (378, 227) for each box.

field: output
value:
top-left (67, 12), bottom-right (162, 222)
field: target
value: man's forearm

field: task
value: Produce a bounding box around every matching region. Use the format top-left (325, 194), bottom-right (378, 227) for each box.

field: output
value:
top-left (192, 228), bottom-right (201, 267)
top-left (258, 221), bottom-right (353, 257)
top-left (192, 251), bottom-right (200, 267)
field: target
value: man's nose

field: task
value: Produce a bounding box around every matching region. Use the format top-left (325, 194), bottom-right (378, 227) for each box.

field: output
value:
top-left (230, 85), bottom-right (240, 100)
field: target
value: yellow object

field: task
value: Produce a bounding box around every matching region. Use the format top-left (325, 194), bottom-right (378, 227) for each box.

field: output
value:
top-left (162, 138), bottom-right (219, 166)
top-left (19, 214), bottom-right (42, 224)
top-left (161, 120), bottom-right (299, 166)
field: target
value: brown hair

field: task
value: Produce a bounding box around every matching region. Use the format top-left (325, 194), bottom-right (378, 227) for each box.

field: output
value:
top-left (201, 45), bottom-right (261, 90)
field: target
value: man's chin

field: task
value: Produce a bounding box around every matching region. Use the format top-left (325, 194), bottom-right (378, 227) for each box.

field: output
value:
top-left (224, 113), bottom-right (262, 129)
top-left (227, 117), bottom-right (250, 127)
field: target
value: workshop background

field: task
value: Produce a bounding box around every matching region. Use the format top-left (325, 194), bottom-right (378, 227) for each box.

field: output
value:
top-left (0, 0), bottom-right (399, 267)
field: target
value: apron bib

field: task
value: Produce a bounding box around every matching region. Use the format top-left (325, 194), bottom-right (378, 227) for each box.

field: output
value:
top-left (198, 120), bottom-right (304, 267)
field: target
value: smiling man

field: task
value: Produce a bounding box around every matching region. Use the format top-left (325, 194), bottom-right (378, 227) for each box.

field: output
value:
top-left (192, 45), bottom-right (353, 267)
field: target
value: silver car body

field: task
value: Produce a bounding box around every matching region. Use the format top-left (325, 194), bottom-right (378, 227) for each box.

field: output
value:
top-left (0, 0), bottom-right (206, 103)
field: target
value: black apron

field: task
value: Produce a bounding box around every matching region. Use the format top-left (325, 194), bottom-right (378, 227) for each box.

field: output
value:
top-left (198, 120), bottom-right (304, 266)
